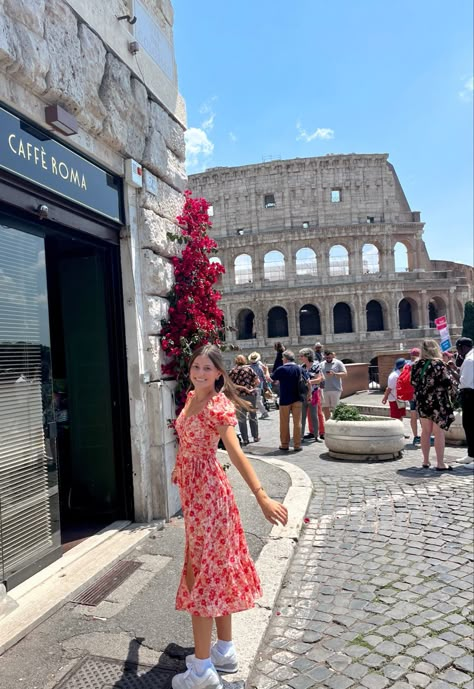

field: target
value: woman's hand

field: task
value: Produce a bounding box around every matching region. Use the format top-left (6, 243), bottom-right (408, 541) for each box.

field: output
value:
top-left (171, 468), bottom-right (178, 484)
top-left (257, 493), bottom-right (288, 526)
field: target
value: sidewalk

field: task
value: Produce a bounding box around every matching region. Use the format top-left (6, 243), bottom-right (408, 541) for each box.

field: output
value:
top-left (0, 453), bottom-right (312, 689)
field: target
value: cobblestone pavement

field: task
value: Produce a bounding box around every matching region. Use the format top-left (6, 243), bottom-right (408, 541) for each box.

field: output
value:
top-left (246, 406), bottom-right (474, 689)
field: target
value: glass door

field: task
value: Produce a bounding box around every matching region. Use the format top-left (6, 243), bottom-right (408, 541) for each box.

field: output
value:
top-left (0, 223), bottom-right (60, 588)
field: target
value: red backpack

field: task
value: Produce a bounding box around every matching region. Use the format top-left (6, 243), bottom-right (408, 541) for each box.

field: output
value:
top-left (396, 364), bottom-right (414, 401)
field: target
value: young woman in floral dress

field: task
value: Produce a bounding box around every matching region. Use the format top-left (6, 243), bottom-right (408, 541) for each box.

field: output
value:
top-left (171, 344), bottom-right (288, 689)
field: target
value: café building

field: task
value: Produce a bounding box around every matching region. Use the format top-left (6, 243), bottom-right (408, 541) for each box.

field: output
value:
top-left (0, 0), bottom-right (186, 588)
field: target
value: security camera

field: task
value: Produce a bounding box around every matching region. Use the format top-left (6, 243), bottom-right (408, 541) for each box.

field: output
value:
top-left (37, 204), bottom-right (49, 219)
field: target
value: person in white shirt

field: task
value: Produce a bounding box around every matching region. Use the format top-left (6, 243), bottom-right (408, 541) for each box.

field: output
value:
top-left (382, 358), bottom-right (407, 419)
top-left (455, 337), bottom-right (474, 464)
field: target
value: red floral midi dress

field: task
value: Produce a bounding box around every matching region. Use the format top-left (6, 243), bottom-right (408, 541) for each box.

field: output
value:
top-left (174, 391), bottom-right (262, 618)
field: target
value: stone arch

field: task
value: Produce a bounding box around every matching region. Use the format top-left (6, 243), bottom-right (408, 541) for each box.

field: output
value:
top-left (296, 248), bottom-right (317, 276)
top-left (267, 306), bottom-right (288, 338)
top-left (264, 250), bottom-right (285, 282)
top-left (394, 241), bottom-right (410, 272)
top-left (362, 243), bottom-right (380, 274)
top-left (299, 304), bottom-right (321, 336)
top-left (234, 253), bottom-right (253, 284)
top-left (366, 299), bottom-right (385, 331)
top-left (428, 296), bottom-right (447, 327)
top-left (236, 308), bottom-right (256, 340)
top-left (398, 297), bottom-right (418, 329)
top-left (333, 302), bottom-right (353, 333)
top-left (329, 244), bottom-right (349, 276)
top-left (210, 256), bottom-right (223, 283)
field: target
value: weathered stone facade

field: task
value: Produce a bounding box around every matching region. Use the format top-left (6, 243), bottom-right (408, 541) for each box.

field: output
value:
top-left (189, 155), bottom-right (472, 367)
top-left (0, 0), bottom-right (186, 520)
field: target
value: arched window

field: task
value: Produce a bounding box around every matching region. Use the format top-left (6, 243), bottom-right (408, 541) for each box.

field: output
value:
top-left (234, 254), bottom-right (253, 284)
top-left (329, 245), bottom-right (349, 276)
top-left (394, 242), bottom-right (409, 272)
top-left (333, 302), bottom-right (353, 333)
top-left (296, 248), bottom-right (317, 276)
top-left (299, 304), bottom-right (321, 336)
top-left (264, 251), bottom-right (285, 282)
top-left (267, 306), bottom-right (288, 338)
top-left (399, 298), bottom-right (415, 329)
top-left (366, 300), bottom-right (385, 331)
top-left (362, 244), bottom-right (380, 274)
top-left (236, 309), bottom-right (256, 340)
top-left (428, 297), bottom-right (447, 328)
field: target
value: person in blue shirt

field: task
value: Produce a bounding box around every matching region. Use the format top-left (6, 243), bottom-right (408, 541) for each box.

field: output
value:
top-left (271, 350), bottom-right (307, 452)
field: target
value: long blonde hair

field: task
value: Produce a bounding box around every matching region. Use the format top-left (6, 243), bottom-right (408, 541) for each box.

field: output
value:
top-left (188, 344), bottom-right (252, 411)
top-left (421, 338), bottom-right (442, 360)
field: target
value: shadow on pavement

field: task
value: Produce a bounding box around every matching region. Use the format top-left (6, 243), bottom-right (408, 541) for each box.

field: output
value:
top-left (109, 638), bottom-right (244, 688)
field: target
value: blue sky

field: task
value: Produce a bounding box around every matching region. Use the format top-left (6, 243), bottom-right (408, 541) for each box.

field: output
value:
top-left (172, 0), bottom-right (473, 266)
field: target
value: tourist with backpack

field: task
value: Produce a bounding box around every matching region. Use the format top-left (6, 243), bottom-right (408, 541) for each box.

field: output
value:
top-left (401, 347), bottom-right (421, 444)
top-left (382, 357), bottom-right (407, 419)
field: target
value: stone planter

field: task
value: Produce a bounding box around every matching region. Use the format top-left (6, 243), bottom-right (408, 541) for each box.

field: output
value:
top-left (325, 416), bottom-right (405, 461)
top-left (445, 411), bottom-right (466, 446)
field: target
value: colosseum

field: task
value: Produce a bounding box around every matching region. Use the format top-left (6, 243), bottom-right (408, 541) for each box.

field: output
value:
top-left (188, 154), bottom-right (473, 368)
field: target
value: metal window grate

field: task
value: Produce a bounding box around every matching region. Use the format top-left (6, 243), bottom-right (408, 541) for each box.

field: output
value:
top-left (71, 560), bottom-right (141, 606)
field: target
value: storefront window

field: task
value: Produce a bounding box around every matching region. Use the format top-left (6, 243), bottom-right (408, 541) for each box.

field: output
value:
top-left (0, 223), bottom-right (60, 587)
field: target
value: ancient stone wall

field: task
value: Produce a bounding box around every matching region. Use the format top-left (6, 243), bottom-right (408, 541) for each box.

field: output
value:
top-left (189, 155), bottom-right (472, 370)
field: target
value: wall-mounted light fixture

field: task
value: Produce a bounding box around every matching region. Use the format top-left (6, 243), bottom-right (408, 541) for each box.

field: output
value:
top-left (45, 104), bottom-right (78, 136)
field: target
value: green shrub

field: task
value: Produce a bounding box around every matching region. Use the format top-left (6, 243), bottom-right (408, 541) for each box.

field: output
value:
top-left (332, 403), bottom-right (369, 421)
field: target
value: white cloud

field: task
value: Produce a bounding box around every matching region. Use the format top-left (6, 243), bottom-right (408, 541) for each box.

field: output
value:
top-left (199, 97), bottom-right (217, 131)
top-left (459, 76), bottom-right (473, 101)
top-left (184, 127), bottom-right (214, 172)
top-left (229, 131), bottom-right (237, 143)
top-left (296, 120), bottom-right (335, 142)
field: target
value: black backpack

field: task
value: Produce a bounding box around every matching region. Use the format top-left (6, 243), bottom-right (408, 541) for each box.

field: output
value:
top-left (298, 370), bottom-right (309, 401)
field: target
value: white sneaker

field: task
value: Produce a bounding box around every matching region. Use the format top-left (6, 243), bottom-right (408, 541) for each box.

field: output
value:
top-left (172, 665), bottom-right (222, 689)
top-left (186, 644), bottom-right (239, 674)
top-left (456, 455), bottom-right (474, 464)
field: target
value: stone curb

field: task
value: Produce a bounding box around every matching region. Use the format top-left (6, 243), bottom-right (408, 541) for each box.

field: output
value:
top-left (231, 455), bottom-right (313, 683)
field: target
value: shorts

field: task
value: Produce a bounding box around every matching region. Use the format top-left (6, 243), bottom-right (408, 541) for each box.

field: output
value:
top-left (321, 390), bottom-right (341, 410)
top-left (389, 400), bottom-right (406, 419)
top-left (409, 399), bottom-right (417, 412)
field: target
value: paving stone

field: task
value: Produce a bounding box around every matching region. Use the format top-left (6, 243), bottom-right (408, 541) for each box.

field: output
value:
top-left (414, 662), bottom-right (437, 676)
top-left (345, 644), bottom-right (371, 658)
top-left (383, 664), bottom-right (407, 681)
top-left (393, 633), bottom-right (416, 645)
top-left (406, 645), bottom-right (430, 658)
top-left (453, 656), bottom-right (474, 673)
top-left (327, 653), bottom-right (351, 672)
top-left (287, 675), bottom-right (316, 689)
top-left (360, 673), bottom-right (390, 689)
top-left (405, 673), bottom-right (432, 687)
top-left (419, 637), bottom-right (446, 650)
top-left (361, 653), bottom-right (385, 669)
top-left (344, 663), bottom-right (370, 680)
top-left (439, 668), bottom-right (473, 685)
top-left (424, 651), bottom-right (452, 670)
top-left (375, 641), bottom-right (404, 657)
top-left (425, 682), bottom-right (458, 689)
top-left (324, 675), bottom-right (355, 689)
top-left (302, 630), bottom-right (322, 643)
top-left (306, 664), bottom-right (334, 682)
top-left (268, 665), bottom-right (298, 681)
top-left (290, 657), bottom-right (315, 673)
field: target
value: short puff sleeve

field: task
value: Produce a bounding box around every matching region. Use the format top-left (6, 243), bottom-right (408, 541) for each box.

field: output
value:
top-left (210, 392), bottom-right (238, 428)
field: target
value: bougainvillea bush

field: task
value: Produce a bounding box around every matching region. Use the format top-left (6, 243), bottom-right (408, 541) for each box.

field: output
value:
top-left (160, 191), bottom-right (225, 413)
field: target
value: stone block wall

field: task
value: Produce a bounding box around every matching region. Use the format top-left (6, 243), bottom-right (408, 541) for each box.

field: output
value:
top-left (0, 0), bottom-right (187, 521)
